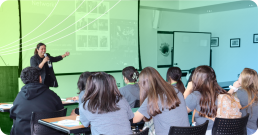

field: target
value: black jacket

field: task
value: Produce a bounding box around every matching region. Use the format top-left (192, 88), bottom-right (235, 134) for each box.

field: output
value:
top-left (30, 53), bottom-right (63, 87)
top-left (9, 83), bottom-right (64, 135)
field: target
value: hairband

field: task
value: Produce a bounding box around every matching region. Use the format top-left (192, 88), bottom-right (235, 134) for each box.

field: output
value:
top-left (132, 72), bottom-right (138, 80)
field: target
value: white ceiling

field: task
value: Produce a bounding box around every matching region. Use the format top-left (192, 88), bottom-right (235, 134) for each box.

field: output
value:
top-left (140, 0), bottom-right (257, 14)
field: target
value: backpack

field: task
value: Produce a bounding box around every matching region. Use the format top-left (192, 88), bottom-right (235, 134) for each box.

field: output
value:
top-left (192, 94), bottom-right (242, 125)
top-left (216, 94), bottom-right (242, 118)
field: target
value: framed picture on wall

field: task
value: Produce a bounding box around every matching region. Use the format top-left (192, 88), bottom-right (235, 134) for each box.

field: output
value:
top-left (230, 38), bottom-right (240, 48)
top-left (253, 34), bottom-right (258, 43)
top-left (211, 37), bottom-right (219, 47)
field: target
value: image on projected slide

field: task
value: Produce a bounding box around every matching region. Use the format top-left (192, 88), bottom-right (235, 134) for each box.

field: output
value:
top-left (76, 0), bottom-right (87, 12)
top-left (98, 2), bottom-right (108, 14)
top-left (75, 1), bottom-right (110, 51)
top-left (76, 35), bottom-right (87, 47)
top-left (88, 18), bottom-right (98, 30)
top-left (88, 35), bottom-right (98, 47)
top-left (99, 19), bottom-right (108, 31)
top-left (110, 20), bottom-right (137, 48)
top-left (87, 1), bottom-right (98, 14)
top-left (100, 36), bottom-right (108, 47)
top-left (76, 18), bottom-right (87, 30)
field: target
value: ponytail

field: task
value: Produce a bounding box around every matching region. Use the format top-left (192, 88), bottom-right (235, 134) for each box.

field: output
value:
top-left (167, 67), bottom-right (185, 93)
top-left (122, 66), bottom-right (139, 82)
top-left (176, 80), bottom-right (185, 94)
top-left (34, 43), bottom-right (46, 55)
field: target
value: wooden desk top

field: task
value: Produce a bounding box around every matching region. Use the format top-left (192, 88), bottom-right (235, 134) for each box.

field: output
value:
top-left (39, 115), bottom-right (90, 134)
top-left (0, 101), bottom-right (78, 113)
top-left (0, 103), bottom-right (12, 112)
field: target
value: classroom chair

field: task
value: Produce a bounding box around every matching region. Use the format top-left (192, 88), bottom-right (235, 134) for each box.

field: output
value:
top-left (134, 100), bottom-right (140, 108)
top-left (168, 120), bottom-right (208, 135)
top-left (212, 113), bottom-right (249, 135)
top-left (30, 108), bottom-right (67, 135)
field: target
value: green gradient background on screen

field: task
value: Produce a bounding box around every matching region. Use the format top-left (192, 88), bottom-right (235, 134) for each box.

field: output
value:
top-left (20, 0), bottom-right (139, 73)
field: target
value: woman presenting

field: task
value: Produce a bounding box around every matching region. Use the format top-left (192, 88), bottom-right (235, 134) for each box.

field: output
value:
top-left (30, 43), bottom-right (70, 88)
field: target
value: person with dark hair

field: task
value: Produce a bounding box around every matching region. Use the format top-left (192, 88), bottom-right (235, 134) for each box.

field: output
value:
top-left (228, 68), bottom-right (258, 135)
top-left (185, 66), bottom-right (228, 135)
top-left (133, 67), bottom-right (189, 135)
top-left (70, 72), bottom-right (92, 116)
top-left (184, 67), bottom-right (195, 99)
top-left (119, 66), bottom-right (140, 108)
top-left (79, 72), bottom-right (134, 135)
top-left (167, 67), bottom-right (185, 94)
top-left (9, 67), bottom-right (63, 135)
top-left (30, 43), bottom-right (70, 88)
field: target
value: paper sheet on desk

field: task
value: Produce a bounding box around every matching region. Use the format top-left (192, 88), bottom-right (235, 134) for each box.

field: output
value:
top-left (64, 100), bottom-right (78, 103)
top-left (0, 104), bottom-right (13, 109)
top-left (52, 120), bottom-right (81, 127)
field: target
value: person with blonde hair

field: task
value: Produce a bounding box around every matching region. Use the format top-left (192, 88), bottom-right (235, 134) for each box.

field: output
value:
top-left (228, 68), bottom-right (258, 135)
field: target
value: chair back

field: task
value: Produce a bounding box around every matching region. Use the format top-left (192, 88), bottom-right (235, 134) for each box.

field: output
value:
top-left (134, 100), bottom-right (140, 108)
top-left (168, 120), bottom-right (208, 135)
top-left (212, 113), bottom-right (249, 135)
top-left (30, 108), bottom-right (67, 135)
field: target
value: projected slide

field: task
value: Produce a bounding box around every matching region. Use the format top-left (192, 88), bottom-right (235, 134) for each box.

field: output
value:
top-left (16, 0), bottom-right (139, 73)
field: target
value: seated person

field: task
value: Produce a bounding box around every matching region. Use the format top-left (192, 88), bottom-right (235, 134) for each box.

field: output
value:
top-left (70, 72), bottom-right (92, 116)
top-left (185, 66), bottom-right (228, 135)
top-left (228, 68), bottom-right (258, 135)
top-left (119, 66), bottom-right (140, 108)
top-left (167, 67), bottom-right (185, 94)
top-left (133, 67), bottom-right (189, 135)
top-left (79, 72), bottom-right (134, 135)
top-left (10, 67), bottom-right (64, 135)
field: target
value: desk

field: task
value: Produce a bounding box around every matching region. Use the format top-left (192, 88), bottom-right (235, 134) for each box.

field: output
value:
top-left (0, 101), bottom-right (79, 134)
top-left (39, 115), bottom-right (90, 134)
top-left (38, 108), bottom-right (139, 134)
top-left (0, 101), bottom-right (78, 113)
top-left (0, 103), bottom-right (12, 112)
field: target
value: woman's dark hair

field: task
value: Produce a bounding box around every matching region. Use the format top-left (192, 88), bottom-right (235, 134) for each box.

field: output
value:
top-left (77, 72), bottom-right (92, 94)
top-left (83, 72), bottom-right (122, 114)
top-left (122, 66), bottom-right (139, 82)
top-left (192, 65), bottom-right (227, 118)
top-left (166, 67), bottom-right (185, 94)
top-left (20, 67), bottom-right (40, 84)
top-left (34, 43), bottom-right (46, 55)
top-left (138, 67), bottom-right (181, 121)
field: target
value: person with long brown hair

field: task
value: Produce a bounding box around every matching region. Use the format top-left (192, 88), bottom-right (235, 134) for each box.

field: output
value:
top-left (30, 43), bottom-right (70, 88)
top-left (133, 67), bottom-right (189, 135)
top-left (185, 65), bottom-right (228, 135)
top-left (79, 72), bottom-right (134, 135)
top-left (228, 68), bottom-right (258, 135)
top-left (167, 67), bottom-right (185, 94)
